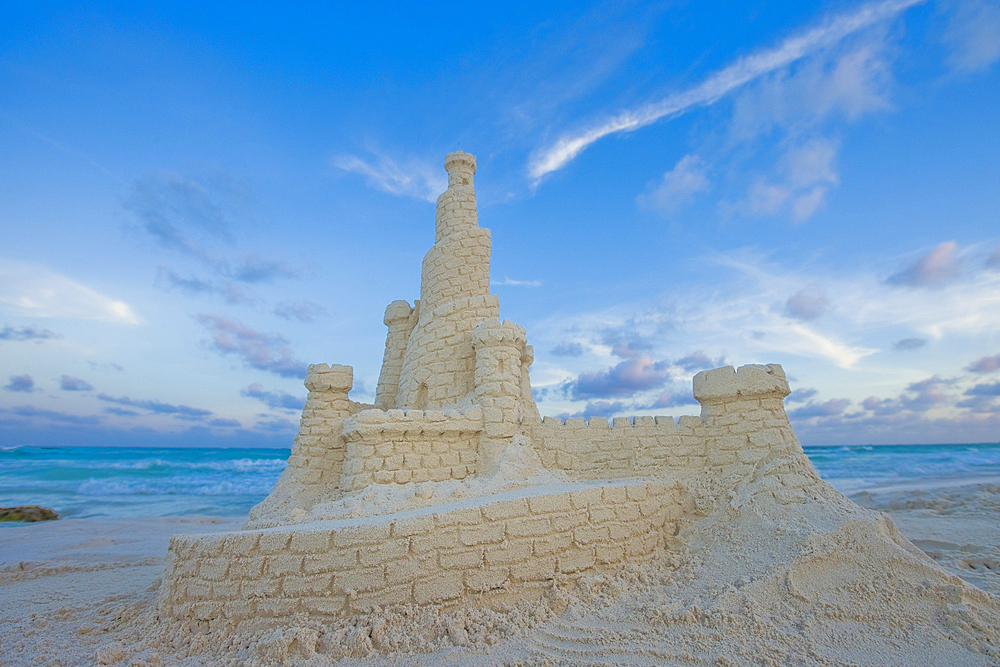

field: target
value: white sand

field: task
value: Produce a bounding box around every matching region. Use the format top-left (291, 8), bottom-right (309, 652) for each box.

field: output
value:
top-left (1, 482), bottom-right (998, 667)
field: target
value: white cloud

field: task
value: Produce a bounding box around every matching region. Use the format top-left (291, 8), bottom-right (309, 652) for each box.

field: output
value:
top-left (529, 242), bottom-right (1000, 410)
top-left (730, 42), bottom-right (895, 139)
top-left (332, 150), bottom-right (447, 203)
top-left (886, 241), bottom-right (960, 287)
top-left (528, 0), bottom-right (922, 180)
top-left (740, 137), bottom-right (841, 222)
top-left (746, 180), bottom-right (792, 216)
top-left (0, 259), bottom-right (141, 324)
top-left (785, 137), bottom-right (840, 188)
top-left (637, 155), bottom-right (709, 214)
top-left (785, 286), bottom-right (829, 321)
top-left (492, 277), bottom-right (542, 287)
top-left (943, 0), bottom-right (1000, 72)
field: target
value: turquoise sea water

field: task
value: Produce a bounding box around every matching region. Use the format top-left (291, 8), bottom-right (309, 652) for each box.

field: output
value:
top-left (1, 443), bottom-right (999, 520)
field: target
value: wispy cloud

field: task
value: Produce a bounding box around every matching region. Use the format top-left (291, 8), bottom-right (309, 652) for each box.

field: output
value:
top-left (784, 286), bottom-right (829, 321)
top-left (648, 389), bottom-right (697, 409)
top-left (558, 400), bottom-right (628, 421)
top-left (332, 150), bottom-right (447, 203)
top-left (967, 353), bottom-right (1000, 373)
top-left (550, 342), bottom-right (584, 357)
top-left (739, 138), bottom-right (842, 222)
top-left (156, 267), bottom-right (255, 305)
top-left (60, 375), bottom-right (93, 391)
top-left (0, 259), bottom-right (140, 324)
top-left (675, 351), bottom-right (727, 372)
top-left (528, 0), bottom-right (922, 179)
top-left (788, 398), bottom-right (851, 419)
top-left (197, 314), bottom-right (308, 378)
top-left (570, 357), bottom-right (671, 400)
top-left (128, 172), bottom-right (295, 291)
top-left (4, 374), bottom-right (35, 392)
top-left (8, 405), bottom-right (101, 425)
top-left (97, 393), bottom-right (213, 420)
top-left (0, 326), bottom-right (61, 341)
top-left (636, 155), bottom-right (709, 214)
top-left (241, 383), bottom-right (306, 411)
top-left (942, 0), bottom-right (1000, 72)
top-left (786, 387), bottom-right (819, 403)
top-left (274, 301), bottom-right (327, 323)
top-left (886, 241), bottom-right (960, 287)
top-left (231, 254), bottom-right (297, 283)
top-left (893, 337), bottom-right (926, 351)
top-left (254, 416), bottom-right (297, 433)
top-left (491, 277), bottom-right (542, 287)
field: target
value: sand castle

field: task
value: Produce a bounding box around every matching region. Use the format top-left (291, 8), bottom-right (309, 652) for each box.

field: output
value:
top-left (158, 150), bottom-right (803, 621)
top-left (155, 154), bottom-right (999, 663)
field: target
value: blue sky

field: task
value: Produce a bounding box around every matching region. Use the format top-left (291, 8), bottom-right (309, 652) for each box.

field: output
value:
top-left (1, 0), bottom-right (998, 448)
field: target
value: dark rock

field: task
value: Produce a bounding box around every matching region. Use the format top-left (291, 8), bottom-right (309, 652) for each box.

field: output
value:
top-left (0, 505), bottom-right (59, 522)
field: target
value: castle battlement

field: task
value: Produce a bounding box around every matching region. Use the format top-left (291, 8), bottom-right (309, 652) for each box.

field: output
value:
top-left (158, 152), bottom-right (812, 630)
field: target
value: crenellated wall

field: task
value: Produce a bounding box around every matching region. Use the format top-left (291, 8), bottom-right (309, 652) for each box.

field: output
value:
top-left (528, 364), bottom-right (798, 485)
top-left (529, 414), bottom-right (708, 479)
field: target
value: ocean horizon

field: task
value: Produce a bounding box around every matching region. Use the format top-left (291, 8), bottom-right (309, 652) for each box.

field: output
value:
top-left (2, 442), bottom-right (999, 521)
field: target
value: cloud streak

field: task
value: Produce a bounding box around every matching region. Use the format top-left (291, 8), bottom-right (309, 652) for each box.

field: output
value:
top-left (197, 314), bottom-right (309, 378)
top-left (333, 150), bottom-right (447, 203)
top-left (886, 241), bottom-right (960, 287)
top-left (60, 375), bottom-right (93, 391)
top-left (4, 374), bottom-right (35, 392)
top-left (528, 0), bottom-right (922, 180)
top-left (241, 383), bottom-right (306, 411)
top-left (0, 259), bottom-right (140, 324)
top-left (0, 326), bottom-right (61, 341)
top-left (97, 393), bottom-right (213, 419)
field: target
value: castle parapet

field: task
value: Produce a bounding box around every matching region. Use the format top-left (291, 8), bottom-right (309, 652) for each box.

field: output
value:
top-left (305, 363), bottom-right (353, 393)
top-left (693, 364), bottom-right (790, 405)
top-left (693, 364), bottom-right (800, 479)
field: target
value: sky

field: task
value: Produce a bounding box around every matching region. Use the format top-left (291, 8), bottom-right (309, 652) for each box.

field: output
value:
top-left (1, 0), bottom-right (998, 448)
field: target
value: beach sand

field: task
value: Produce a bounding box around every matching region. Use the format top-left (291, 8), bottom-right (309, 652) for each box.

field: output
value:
top-left (1, 483), bottom-right (998, 666)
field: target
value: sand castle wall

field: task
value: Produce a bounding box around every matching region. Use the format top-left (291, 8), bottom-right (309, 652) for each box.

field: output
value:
top-left (159, 480), bottom-right (683, 623)
top-left (338, 407), bottom-right (484, 490)
top-left (528, 364), bottom-right (795, 482)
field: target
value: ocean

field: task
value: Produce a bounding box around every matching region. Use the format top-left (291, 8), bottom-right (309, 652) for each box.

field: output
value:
top-left (1, 443), bottom-right (999, 521)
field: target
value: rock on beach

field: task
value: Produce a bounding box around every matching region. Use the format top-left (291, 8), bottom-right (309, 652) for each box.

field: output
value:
top-left (0, 505), bottom-right (59, 522)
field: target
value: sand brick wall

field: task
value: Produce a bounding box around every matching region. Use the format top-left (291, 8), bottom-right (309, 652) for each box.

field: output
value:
top-left (527, 364), bottom-right (796, 483)
top-left (528, 415), bottom-right (709, 478)
top-left (338, 408), bottom-right (484, 490)
top-left (419, 227), bottom-right (492, 310)
top-left (159, 481), bottom-right (683, 623)
top-left (694, 364), bottom-right (801, 483)
top-left (395, 295), bottom-right (500, 409)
